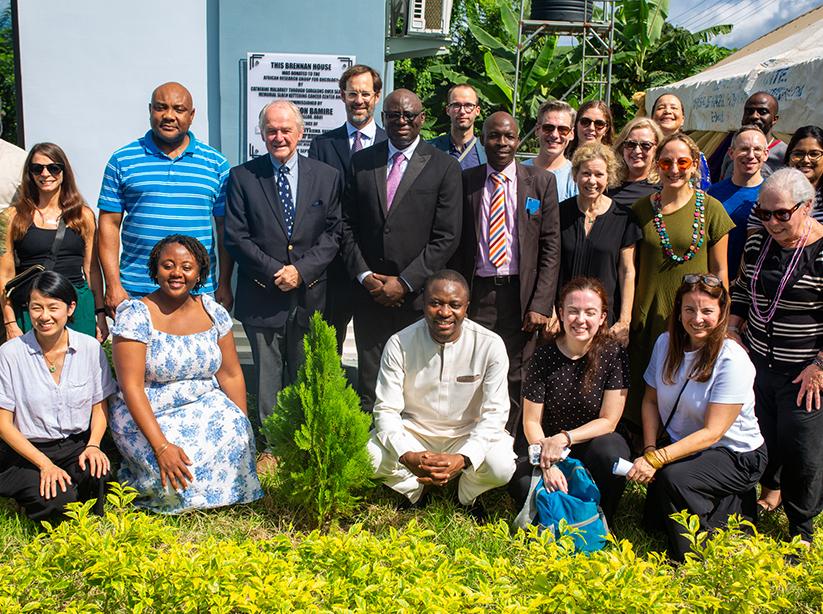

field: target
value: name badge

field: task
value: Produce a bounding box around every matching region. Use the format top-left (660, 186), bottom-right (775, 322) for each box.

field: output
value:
top-left (525, 197), bottom-right (540, 215)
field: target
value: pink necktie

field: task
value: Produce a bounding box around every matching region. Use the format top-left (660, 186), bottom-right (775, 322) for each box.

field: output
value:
top-left (352, 131), bottom-right (364, 153)
top-left (386, 151), bottom-right (406, 209)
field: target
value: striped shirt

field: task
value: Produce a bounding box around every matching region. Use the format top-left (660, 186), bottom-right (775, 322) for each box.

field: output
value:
top-left (730, 230), bottom-right (823, 374)
top-left (98, 131), bottom-right (229, 296)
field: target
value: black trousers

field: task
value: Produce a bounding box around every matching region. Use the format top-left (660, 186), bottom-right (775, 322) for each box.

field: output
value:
top-left (508, 432), bottom-right (631, 525)
top-left (324, 256), bottom-right (355, 353)
top-left (0, 431), bottom-right (107, 523)
top-left (470, 276), bottom-right (533, 455)
top-left (643, 445), bottom-right (767, 561)
top-left (752, 357), bottom-right (823, 540)
top-left (352, 286), bottom-right (421, 411)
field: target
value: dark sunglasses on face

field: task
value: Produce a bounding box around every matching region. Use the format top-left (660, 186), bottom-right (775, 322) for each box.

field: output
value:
top-left (622, 140), bottom-right (655, 152)
top-left (683, 273), bottom-right (722, 287)
top-left (657, 157), bottom-right (694, 172)
top-left (578, 117), bottom-right (608, 130)
top-left (751, 200), bottom-right (805, 222)
top-left (540, 123), bottom-right (572, 137)
top-left (29, 163), bottom-right (64, 176)
top-left (383, 110), bottom-right (423, 123)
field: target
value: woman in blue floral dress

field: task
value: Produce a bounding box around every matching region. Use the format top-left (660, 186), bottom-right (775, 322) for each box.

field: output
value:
top-left (109, 235), bottom-right (262, 513)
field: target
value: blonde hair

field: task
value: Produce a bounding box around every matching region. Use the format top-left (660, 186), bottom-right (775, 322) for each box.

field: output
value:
top-left (571, 142), bottom-right (621, 189)
top-left (656, 132), bottom-right (702, 185)
top-left (613, 117), bottom-right (663, 183)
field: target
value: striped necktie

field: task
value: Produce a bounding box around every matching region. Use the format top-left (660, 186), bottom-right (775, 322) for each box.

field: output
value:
top-left (488, 172), bottom-right (508, 268)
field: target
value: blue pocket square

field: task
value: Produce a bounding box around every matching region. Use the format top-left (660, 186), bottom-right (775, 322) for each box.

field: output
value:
top-left (525, 197), bottom-right (540, 215)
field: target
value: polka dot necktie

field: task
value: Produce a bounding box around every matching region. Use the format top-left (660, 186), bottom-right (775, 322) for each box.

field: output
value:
top-left (352, 131), bottom-right (364, 153)
top-left (277, 165), bottom-right (295, 236)
top-left (488, 172), bottom-right (508, 268)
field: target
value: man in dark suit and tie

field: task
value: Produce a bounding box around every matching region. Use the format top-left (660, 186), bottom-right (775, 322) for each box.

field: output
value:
top-left (225, 100), bottom-right (341, 426)
top-left (452, 111), bottom-right (560, 450)
top-left (308, 64), bottom-right (387, 351)
top-left (341, 88), bottom-right (463, 411)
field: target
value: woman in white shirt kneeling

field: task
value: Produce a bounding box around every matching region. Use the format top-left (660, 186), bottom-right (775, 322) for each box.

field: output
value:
top-left (627, 273), bottom-right (766, 561)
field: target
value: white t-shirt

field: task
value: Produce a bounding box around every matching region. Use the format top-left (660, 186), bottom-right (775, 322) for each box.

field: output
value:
top-left (644, 332), bottom-right (763, 453)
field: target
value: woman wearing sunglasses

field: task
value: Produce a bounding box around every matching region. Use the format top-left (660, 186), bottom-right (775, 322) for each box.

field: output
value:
top-left (729, 168), bottom-right (823, 544)
top-left (626, 133), bottom-right (734, 437)
top-left (523, 100), bottom-right (579, 202)
top-left (567, 100), bottom-right (614, 158)
top-left (651, 93), bottom-right (711, 191)
top-left (607, 117), bottom-right (663, 207)
top-left (0, 143), bottom-right (107, 342)
top-left (627, 274), bottom-right (766, 562)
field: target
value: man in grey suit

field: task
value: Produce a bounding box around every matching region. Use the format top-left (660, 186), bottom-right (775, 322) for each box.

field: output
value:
top-left (341, 88), bottom-right (463, 411)
top-left (308, 64), bottom-right (387, 351)
top-left (225, 100), bottom-right (341, 425)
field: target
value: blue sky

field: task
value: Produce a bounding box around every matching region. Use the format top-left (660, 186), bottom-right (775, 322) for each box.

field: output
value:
top-left (668, 0), bottom-right (823, 50)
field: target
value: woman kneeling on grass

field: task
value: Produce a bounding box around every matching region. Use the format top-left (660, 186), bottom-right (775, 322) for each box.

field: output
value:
top-left (627, 274), bottom-right (766, 561)
top-left (509, 277), bottom-right (631, 525)
top-left (0, 271), bottom-right (116, 523)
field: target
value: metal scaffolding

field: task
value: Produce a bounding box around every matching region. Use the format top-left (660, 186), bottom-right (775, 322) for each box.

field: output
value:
top-left (512, 0), bottom-right (616, 113)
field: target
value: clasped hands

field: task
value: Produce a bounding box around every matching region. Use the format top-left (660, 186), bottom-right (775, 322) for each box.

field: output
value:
top-left (364, 273), bottom-right (407, 307)
top-left (400, 450), bottom-right (466, 487)
top-left (274, 265), bottom-right (301, 292)
top-left (538, 435), bottom-right (569, 493)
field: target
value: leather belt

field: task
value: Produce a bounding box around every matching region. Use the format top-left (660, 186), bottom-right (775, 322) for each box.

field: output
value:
top-left (475, 274), bottom-right (518, 286)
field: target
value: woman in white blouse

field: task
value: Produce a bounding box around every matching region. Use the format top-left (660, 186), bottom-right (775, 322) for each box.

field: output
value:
top-left (0, 271), bottom-right (116, 523)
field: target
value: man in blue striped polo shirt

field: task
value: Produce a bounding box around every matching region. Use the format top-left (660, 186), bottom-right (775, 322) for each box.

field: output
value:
top-left (97, 82), bottom-right (234, 314)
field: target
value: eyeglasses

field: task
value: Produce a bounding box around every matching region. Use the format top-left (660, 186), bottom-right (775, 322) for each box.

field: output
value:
top-left (751, 201), bottom-right (805, 222)
top-left (682, 274), bottom-right (722, 287)
top-left (383, 110), bottom-right (423, 124)
top-left (540, 123), bottom-right (572, 137)
top-left (344, 90), bottom-right (375, 101)
top-left (447, 102), bottom-right (478, 112)
top-left (789, 149), bottom-right (823, 162)
top-left (622, 140), bottom-right (655, 152)
top-left (29, 163), bottom-right (64, 176)
top-left (657, 157), bottom-right (694, 172)
top-left (736, 146), bottom-right (766, 157)
top-left (578, 117), bottom-right (608, 130)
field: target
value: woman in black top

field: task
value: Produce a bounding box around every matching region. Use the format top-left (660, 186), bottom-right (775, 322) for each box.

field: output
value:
top-left (557, 143), bottom-right (642, 345)
top-left (729, 168), bottom-right (823, 542)
top-left (0, 143), bottom-right (107, 341)
top-left (607, 117), bottom-right (662, 207)
top-left (509, 277), bottom-right (631, 523)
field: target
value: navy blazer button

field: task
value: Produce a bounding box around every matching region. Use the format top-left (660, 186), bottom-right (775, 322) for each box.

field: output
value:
top-left (288, 244), bottom-right (293, 251)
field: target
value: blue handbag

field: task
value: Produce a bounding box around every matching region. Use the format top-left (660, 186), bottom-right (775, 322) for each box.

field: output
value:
top-left (513, 457), bottom-right (609, 553)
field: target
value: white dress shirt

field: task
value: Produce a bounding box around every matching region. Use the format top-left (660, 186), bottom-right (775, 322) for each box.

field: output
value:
top-left (372, 318), bottom-right (510, 469)
top-left (346, 120), bottom-right (378, 150)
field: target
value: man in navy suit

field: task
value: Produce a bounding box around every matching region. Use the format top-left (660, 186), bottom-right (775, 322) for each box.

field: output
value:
top-left (341, 89), bottom-right (463, 411)
top-left (308, 64), bottom-right (387, 351)
top-left (225, 100), bottom-right (341, 425)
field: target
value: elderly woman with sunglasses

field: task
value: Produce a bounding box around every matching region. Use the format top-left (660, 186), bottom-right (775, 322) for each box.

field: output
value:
top-left (0, 143), bottom-right (107, 343)
top-left (607, 117), bottom-right (663, 208)
top-left (523, 100), bottom-right (579, 202)
top-left (625, 133), bottom-right (734, 437)
top-left (729, 167), bottom-right (823, 544)
top-left (628, 274), bottom-right (766, 562)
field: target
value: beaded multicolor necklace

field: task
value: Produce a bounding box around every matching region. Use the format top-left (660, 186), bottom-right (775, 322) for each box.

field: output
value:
top-left (651, 190), bottom-right (706, 263)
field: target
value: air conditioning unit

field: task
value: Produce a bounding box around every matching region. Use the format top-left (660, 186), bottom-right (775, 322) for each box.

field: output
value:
top-left (406, 0), bottom-right (452, 36)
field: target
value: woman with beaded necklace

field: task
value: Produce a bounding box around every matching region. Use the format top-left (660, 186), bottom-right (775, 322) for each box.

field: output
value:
top-left (624, 133), bottom-right (734, 442)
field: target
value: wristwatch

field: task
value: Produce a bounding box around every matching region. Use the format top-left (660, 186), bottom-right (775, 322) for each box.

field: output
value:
top-left (461, 454), bottom-right (472, 469)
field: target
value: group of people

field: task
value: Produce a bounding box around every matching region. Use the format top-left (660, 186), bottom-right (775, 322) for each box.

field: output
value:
top-left (0, 63), bottom-right (820, 561)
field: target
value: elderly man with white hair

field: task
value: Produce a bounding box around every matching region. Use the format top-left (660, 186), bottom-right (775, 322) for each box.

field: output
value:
top-left (224, 100), bottom-right (342, 427)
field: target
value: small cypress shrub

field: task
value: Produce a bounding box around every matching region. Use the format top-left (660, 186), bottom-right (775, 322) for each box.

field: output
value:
top-left (262, 312), bottom-right (373, 526)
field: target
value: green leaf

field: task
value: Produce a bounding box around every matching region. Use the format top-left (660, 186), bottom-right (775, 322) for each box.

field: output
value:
top-left (467, 20), bottom-right (508, 51)
top-left (499, 2), bottom-right (520, 42)
top-left (483, 51), bottom-right (513, 103)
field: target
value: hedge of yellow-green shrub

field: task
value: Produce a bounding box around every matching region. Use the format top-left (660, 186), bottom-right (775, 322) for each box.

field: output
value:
top-left (0, 484), bottom-right (820, 613)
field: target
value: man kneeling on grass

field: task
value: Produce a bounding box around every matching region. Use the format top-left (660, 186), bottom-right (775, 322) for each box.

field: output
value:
top-left (367, 269), bottom-right (517, 516)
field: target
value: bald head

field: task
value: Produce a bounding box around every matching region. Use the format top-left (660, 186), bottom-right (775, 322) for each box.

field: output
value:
top-left (482, 112), bottom-right (520, 171)
top-left (149, 82), bottom-right (195, 151)
top-left (382, 89), bottom-right (425, 149)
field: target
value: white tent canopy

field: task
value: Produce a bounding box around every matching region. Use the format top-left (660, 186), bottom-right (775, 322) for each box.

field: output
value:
top-left (645, 14), bottom-right (823, 134)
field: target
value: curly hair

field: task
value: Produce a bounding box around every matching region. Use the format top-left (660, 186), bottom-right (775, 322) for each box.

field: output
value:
top-left (571, 142), bottom-right (621, 189)
top-left (613, 117), bottom-right (663, 183)
top-left (147, 235), bottom-right (210, 291)
top-left (656, 132), bottom-right (702, 185)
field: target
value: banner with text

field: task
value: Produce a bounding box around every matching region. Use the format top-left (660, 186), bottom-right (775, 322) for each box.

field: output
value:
top-left (246, 52), bottom-right (354, 160)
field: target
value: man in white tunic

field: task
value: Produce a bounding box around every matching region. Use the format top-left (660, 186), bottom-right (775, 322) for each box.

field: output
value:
top-left (368, 269), bottom-right (516, 508)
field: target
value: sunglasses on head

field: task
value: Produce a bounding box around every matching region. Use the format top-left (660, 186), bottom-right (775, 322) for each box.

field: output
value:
top-left (622, 140), bottom-right (655, 152)
top-left (29, 163), bottom-right (64, 175)
top-left (578, 117), bottom-right (608, 130)
top-left (751, 201), bottom-right (805, 222)
top-left (540, 123), bottom-right (572, 137)
top-left (682, 274), bottom-right (722, 287)
top-left (657, 157), bottom-right (694, 172)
